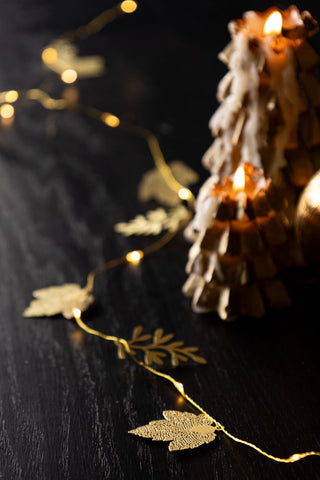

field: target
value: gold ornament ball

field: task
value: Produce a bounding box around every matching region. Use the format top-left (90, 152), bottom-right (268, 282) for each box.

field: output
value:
top-left (296, 170), bottom-right (320, 266)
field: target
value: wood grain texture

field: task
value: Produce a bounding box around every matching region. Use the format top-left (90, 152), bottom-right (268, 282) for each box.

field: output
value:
top-left (1, 1), bottom-right (320, 479)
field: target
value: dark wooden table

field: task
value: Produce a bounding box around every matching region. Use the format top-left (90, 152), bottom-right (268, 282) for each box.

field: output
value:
top-left (1, 1), bottom-right (320, 479)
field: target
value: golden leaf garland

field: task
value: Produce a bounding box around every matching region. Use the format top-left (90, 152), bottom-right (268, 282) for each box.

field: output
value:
top-left (129, 411), bottom-right (217, 451)
top-left (14, 0), bottom-right (320, 468)
top-left (71, 310), bottom-right (320, 461)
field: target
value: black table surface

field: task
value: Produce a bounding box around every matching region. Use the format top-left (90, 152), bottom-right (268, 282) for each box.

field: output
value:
top-left (1, 1), bottom-right (320, 479)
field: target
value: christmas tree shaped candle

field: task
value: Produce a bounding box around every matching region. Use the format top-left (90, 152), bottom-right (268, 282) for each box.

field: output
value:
top-left (183, 7), bottom-right (319, 318)
top-left (183, 164), bottom-right (293, 319)
top-left (203, 7), bottom-right (319, 204)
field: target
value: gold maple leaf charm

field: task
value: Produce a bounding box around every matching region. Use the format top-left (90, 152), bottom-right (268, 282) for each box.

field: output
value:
top-left (23, 284), bottom-right (94, 319)
top-left (138, 160), bottom-right (199, 207)
top-left (129, 411), bottom-right (216, 451)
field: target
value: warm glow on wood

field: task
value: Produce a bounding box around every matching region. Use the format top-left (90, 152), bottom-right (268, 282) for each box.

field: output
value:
top-left (233, 166), bottom-right (245, 192)
top-left (263, 11), bottom-right (283, 35)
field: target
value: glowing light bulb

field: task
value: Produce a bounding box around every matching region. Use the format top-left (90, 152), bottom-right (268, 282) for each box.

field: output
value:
top-left (4, 90), bottom-right (19, 103)
top-left (61, 69), bottom-right (78, 84)
top-left (264, 11), bottom-right (282, 36)
top-left (178, 188), bottom-right (192, 200)
top-left (120, 0), bottom-right (137, 14)
top-left (175, 382), bottom-right (185, 394)
top-left (72, 308), bottom-right (82, 319)
top-left (42, 47), bottom-right (58, 65)
top-left (290, 454), bottom-right (301, 462)
top-left (0, 104), bottom-right (15, 119)
top-left (101, 113), bottom-right (120, 128)
top-left (126, 250), bottom-right (144, 263)
top-left (233, 166), bottom-right (245, 192)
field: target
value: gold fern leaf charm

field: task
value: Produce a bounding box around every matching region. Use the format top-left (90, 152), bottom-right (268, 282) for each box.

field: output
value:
top-left (129, 411), bottom-right (217, 451)
top-left (116, 325), bottom-right (207, 367)
top-left (114, 205), bottom-right (191, 237)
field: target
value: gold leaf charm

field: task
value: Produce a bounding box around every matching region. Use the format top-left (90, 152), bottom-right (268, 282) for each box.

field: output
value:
top-left (23, 284), bottom-right (94, 319)
top-left (114, 205), bottom-right (191, 237)
top-left (117, 325), bottom-right (207, 367)
top-left (129, 411), bottom-right (216, 451)
top-left (138, 160), bottom-right (199, 207)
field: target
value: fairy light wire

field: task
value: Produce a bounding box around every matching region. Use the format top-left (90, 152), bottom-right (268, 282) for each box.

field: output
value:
top-left (71, 307), bottom-right (320, 464)
top-left (59, 0), bottom-right (138, 42)
top-left (5, 89), bottom-right (194, 209)
top-left (85, 230), bottom-right (177, 293)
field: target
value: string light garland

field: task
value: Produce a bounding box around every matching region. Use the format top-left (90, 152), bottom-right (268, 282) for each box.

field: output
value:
top-left (71, 280), bottom-right (320, 461)
top-left (58, 0), bottom-right (138, 42)
top-left (0, 0), bottom-right (316, 469)
top-left (23, 207), bottom-right (320, 462)
top-left (0, 86), bottom-right (194, 209)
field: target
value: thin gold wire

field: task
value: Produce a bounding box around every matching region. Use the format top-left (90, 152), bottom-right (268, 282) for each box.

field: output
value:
top-left (73, 309), bottom-right (320, 464)
top-left (4, 88), bottom-right (193, 290)
top-left (11, 90), bottom-right (194, 210)
top-left (76, 105), bottom-right (195, 208)
top-left (25, 89), bottom-right (67, 110)
top-left (85, 230), bottom-right (177, 293)
top-left (59, 2), bottom-right (130, 42)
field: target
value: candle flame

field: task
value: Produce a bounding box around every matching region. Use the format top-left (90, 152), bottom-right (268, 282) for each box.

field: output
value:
top-left (263, 11), bottom-right (283, 35)
top-left (233, 166), bottom-right (245, 192)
